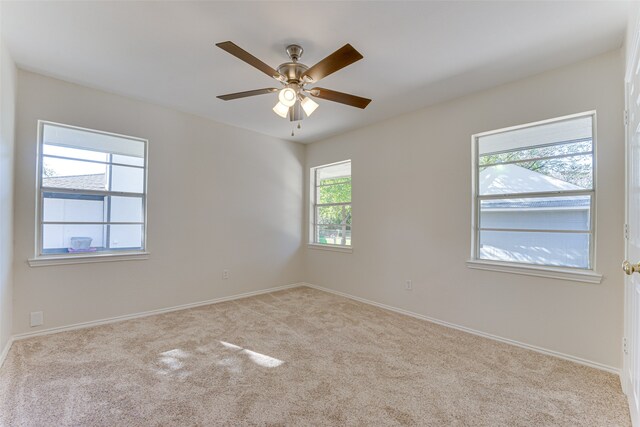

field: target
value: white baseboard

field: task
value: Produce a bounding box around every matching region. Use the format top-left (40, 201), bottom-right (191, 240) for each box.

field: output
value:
top-left (0, 337), bottom-right (13, 368)
top-left (6, 281), bottom-right (619, 376)
top-left (302, 283), bottom-right (620, 375)
top-left (12, 283), bottom-right (305, 341)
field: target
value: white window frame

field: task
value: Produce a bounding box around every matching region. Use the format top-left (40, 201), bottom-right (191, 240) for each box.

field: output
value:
top-left (308, 160), bottom-right (353, 253)
top-left (467, 111), bottom-right (602, 283)
top-left (29, 121), bottom-right (149, 267)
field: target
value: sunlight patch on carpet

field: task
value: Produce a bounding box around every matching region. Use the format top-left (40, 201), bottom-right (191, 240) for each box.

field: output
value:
top-left (157, 348), bottom-right (191, 377)
top-left (220, 341), bottom-right (284, 368)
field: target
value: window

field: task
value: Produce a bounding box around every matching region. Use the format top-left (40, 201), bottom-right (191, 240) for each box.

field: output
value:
top-left (310, 160), bottom-right (352, 247)
top-left (34, 121), bottom-right (148, 261)
top-left (471, 112), bottom-right (595, 270)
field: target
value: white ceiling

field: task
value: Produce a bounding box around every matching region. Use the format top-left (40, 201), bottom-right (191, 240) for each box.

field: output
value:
top-left (1, 1), bottom-right (631, 143)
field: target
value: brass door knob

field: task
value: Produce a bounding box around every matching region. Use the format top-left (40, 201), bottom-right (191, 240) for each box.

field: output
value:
top-left (623, 260), bottom-right (640, 275)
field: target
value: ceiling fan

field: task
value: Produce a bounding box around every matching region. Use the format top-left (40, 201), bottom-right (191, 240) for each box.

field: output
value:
top-left (216, 41), bottom-right (371, 131)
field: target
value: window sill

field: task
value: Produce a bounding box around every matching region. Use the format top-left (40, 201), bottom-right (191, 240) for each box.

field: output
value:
top-left (307, 243), bottom-right (353, 253)
top-left (466, 259), bottom-right (602, 284)
top-left (28, 251), bottom-right (150, 267)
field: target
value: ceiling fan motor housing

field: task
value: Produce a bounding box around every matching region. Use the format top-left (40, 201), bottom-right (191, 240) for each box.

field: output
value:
top-left (277, 62), bottom-right (308, 84)
top-left (276, 44), bottom-right (309, 84)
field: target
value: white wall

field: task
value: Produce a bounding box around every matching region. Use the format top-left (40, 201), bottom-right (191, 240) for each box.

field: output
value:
top-left (13, 70), bottom-right (305, 335)
top-left (627, 2), bottom-right (640, 77)
top-left (0, 39), bottom-right (17, 355)
top-left (305, 49), bottom-right (625, 369)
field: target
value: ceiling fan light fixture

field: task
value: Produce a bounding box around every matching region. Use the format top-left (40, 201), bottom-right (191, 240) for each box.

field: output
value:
top-left (278, 87), bottom-right (297, 107)
top-left (301, 96), bottom-right (319, 117)
top-left (273, 101), bottom-right (289, 118)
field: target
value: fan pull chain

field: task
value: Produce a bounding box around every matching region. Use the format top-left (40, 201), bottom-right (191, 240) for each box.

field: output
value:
top-left (291, 122), bottom-right (301, 137)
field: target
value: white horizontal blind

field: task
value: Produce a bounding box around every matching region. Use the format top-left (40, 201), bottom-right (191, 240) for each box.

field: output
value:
top-left (478, 116), bottom-right (592, 155)
top-left (43, 123), bottom-right (145, 158)
top-left (473, 113), bottom-right (595, 269)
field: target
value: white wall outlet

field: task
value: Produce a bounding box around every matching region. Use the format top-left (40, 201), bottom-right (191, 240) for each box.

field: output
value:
top-left (405, 280), bottom-right (412, 291)
top-left (30, 311), bottom-right (43, 327)
top-left (222, 269), bottom-right (229, 280)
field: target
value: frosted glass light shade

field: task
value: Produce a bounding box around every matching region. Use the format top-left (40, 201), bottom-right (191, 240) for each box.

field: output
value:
top-left (301, 96), bottom-right (319, 116)
top-left (273, 102), bottom-right (289, 118)
top-left (278, 88), bottom-right (297, 107)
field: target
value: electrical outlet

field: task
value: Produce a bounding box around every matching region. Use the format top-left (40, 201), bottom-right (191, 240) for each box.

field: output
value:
top-left (30, 311), bottom-right (43, 327)
top-left (405, 280), bottom-right (412, 291)
top-left (223, 269), bottom-right (229, 280)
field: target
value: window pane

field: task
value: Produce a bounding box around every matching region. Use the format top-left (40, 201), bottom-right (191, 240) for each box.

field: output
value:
top-left (479, 139), bottom-right (592, 166)
top-left (112, 154), bottom-right (144, 167)
top-left (43, 144), bottom-right (108, 162)
top-left (316, 225), bottom-right (351, 246)
top-left (479, 230), bottom-right (590, 268)
top-left (43, 194), bottom-right (105, 223)
top-left (316, 205), bottom-right (351, 225)
top-left (475, 115), bottom-right (594, 269)
top-left (39, 123), bottom-right (147, 255)
top-left (479, 155), bottom-right (592, 195)
top-left (313, 161), bottom-right (352, 247)
top-left (110, 165), bottom-right (144, 193)
top-left (42, 157), bottom-right (107, 190)
top-left (109, 196), bottom-right (143, 223)
top-left (42, 224), bottom-right (106, 253)
top-left (480, 196), bottom-right (590, 231)
top-left (109, 224), bottom-right (143, 249)
top-left (317, 182), bottom-right (351, 204)
top-left (319, 176), bottom-right (350, 185)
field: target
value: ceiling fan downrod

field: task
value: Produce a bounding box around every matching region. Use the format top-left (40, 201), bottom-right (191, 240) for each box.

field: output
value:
top-left (286, 44), bottom-right (303, 63)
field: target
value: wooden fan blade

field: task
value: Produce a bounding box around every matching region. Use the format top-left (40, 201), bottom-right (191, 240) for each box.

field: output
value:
top-left (217, 88), bottom-right (278, 101)
top-left (216, 41), bottom-right (283, 81)
top-left (303, 44), bottom-right (363, 83)
top-left (309, 88), bottom-right (371, 109)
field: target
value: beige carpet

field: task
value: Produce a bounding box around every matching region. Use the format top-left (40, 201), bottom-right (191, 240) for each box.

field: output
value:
top-left (0, 286), bottom-right (630, 426)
